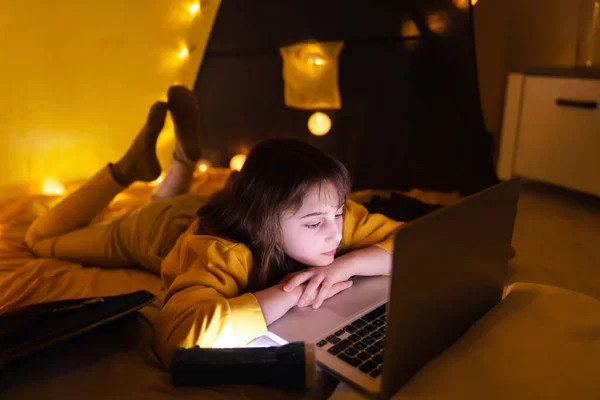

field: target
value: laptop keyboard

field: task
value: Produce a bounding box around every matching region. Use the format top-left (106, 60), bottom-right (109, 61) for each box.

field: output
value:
top-left (316, 304), bottom-right (386, 378)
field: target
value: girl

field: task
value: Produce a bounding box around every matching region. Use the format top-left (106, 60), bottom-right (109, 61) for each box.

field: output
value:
top-left (24, 86), bottom-right (403, 366)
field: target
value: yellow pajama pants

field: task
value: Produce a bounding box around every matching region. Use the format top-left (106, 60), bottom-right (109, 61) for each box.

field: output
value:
top-left (24, 166), bottom-right (207, 275)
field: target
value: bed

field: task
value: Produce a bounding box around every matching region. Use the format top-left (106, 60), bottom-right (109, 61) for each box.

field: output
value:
top-left (1, 169), bottom-right (599, 399)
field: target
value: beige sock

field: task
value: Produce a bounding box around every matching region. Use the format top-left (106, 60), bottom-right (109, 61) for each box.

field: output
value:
top-left (168, 85), bottom-right (201, 164)
top-left (152, 154), bottom-right (196, 199)
top-left (111, 102), bottom-right (167, 187)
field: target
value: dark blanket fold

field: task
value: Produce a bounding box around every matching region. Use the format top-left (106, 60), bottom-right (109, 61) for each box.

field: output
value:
top-left (366, 193), bottom-right (516, 259)
top-left (363, 193), bottom-right (444, 222)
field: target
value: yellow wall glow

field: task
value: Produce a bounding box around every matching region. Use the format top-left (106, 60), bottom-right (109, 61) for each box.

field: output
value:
top-left (0, 0), bottom-right (221, 199)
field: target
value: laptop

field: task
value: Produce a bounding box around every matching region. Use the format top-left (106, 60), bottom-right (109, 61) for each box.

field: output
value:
top-left (0, 290), bottom-right (155, 366)
top-left (265, 179), bottom-right (520, 398)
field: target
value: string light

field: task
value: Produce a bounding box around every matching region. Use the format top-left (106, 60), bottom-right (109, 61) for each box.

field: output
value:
top-left (307, 112), bottom-right (331, 136)
top-left (453, 0), bottom-right (479, 8)
top-left (426, 12), bottom-right (449, 33)
top-left (42, 179), bottom-right (65, 195)
top-left (197, 158), bottom-right (212, 173)
top-left (188, 2), bottom-right (201, 16)
top-left (229, 154), bottom-right (247, 171)
top-left (177, 45), bottom-right (190, 60)
top-left (401, 19), bottom-right (420, 37)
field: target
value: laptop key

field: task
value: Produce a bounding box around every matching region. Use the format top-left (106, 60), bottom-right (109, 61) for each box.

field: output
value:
top-left (337, 353), bottom-right (353, 363)
top-left (335, 329), bottom-right (345, 336)
top-left (372, 331), bottom-right (383, 340)
top-left (350, 357), bottom-right (362, 367)
top-left (362, 305), bottom-right (386, 322)
top-left (356, 352), bottom-right (371, 361)
top-left (373, 319), bottom-right (385, 327)
top-left (317, 340), bottom-right (328, 347)
top-left (362, 337), bottom-right (375, 345)
top-left (327, 335), bottom-right (341, 344)
top-left (370, 368), bottom-right (383, 378)
top-left (354, 342), bottom-right (367, 350)
top-left (378, 326), bottom-right (386, 334)
top-left (351, 319), bottom-right (368, 329)
top-left (348, 334), bottom-right (360, 342)
top-left (356, 329), bottom-right (369, 337)
top-left (375, 341), bottom-right (385, 349)
top-left (373, 354), bottom-right (383, 364)
top-left (343, 325), bottom-right (357, 333)
top-left (327, 339), bottom-right (352, 355)
top-left (365, 324), bottom-right (377, 332)
top-left (344, 347), bottom-right (359, 357)
top-left (359, 360), bottom-right (378, 374)
top-left (366, 346), bottom-right (380, 355)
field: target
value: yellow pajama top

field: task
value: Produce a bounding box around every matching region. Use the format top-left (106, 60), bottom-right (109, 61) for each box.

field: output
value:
top-left (156, 199), bottom-right (403, 366)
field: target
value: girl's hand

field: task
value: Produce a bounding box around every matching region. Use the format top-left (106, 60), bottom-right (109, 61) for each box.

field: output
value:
top-left (282, 260), bottom-right (353, 309)
top-left (300, 279), bottom-right (353, 309)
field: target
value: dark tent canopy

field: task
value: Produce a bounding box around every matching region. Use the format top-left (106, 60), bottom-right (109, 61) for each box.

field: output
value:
top-left (193, 0), bottom-right (498, 195)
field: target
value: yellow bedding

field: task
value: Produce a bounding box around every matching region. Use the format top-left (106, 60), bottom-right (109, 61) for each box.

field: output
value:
top-left (0, 169), bottom-right (308, 399)
top-left (15, 171), bottom-right (598, 400)
top-left (0, 169), bottom-right (458, 399)
top-left (0, 168), bottom-right (460, 315)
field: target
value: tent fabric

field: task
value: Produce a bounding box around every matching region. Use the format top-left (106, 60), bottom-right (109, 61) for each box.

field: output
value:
top-left (194, 0), bottom-right (498, 195)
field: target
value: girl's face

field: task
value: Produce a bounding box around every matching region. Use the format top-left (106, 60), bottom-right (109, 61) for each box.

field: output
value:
top-left (279, 182), bottom-right (344, 267)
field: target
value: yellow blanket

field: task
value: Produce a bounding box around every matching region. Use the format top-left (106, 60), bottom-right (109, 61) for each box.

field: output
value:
top-left (0, 169), bottom-right (460, 314)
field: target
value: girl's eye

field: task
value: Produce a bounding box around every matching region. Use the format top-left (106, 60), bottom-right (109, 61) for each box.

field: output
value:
top-left (335, 213), bottom-right (343, 219)
top-left (306, 222), bottom-right (321, 230)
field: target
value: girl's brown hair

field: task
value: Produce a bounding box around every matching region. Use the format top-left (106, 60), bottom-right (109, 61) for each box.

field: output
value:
top-left (196, 138), bottom-right (351, 291)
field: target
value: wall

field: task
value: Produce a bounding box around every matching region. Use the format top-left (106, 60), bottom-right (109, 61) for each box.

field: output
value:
top-left (0, 0), bottom-right (220, 199)
top-left (472, 0), bottom-right (509, 139)
top-left (505, 0), bottom-right (583, 71)
top-left (473, 0), bottom-right (584, 142)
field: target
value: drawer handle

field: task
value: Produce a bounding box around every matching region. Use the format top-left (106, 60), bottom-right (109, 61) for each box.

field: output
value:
top-left (555, 98), bottom-right (598, 110)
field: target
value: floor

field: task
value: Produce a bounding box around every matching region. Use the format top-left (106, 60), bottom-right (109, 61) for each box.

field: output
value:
top-left (506, 180), bottom-right (600, 301)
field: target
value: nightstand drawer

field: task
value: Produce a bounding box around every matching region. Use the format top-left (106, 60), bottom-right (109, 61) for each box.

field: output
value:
top-left (513, 76), bottom-right (600, 195)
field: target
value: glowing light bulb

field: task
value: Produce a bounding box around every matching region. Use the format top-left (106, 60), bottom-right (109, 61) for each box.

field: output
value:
top-left (42, 179), bottom-right (65, 195)
top-left (401, 19), bottom-right (420, 37)
top-left (188, 2), bottom-right (200, 15)
top-left (307, 112), bottom-right (332, 136)
top-left (453, 0), bottom-right (478, 9)
top-left (197, 158), bottom-right (212, 173)
top-left (229, 154), bottom-right (247, 171)
top-left (178, 46), bottom-right (190, 60)
top-left (427, 12), bottom-right (449, 33)
top-left (306, 53), bottom-right (327, 66)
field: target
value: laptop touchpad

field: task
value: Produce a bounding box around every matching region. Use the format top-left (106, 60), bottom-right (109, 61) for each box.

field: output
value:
top-left (322, 275), bottom-right (390, 318)
top-left (268, 276), bottom-right (390, 343)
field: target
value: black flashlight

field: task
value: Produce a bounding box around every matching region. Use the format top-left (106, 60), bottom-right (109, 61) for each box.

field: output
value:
top-left (171, 342), bottom-right (316, 390)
